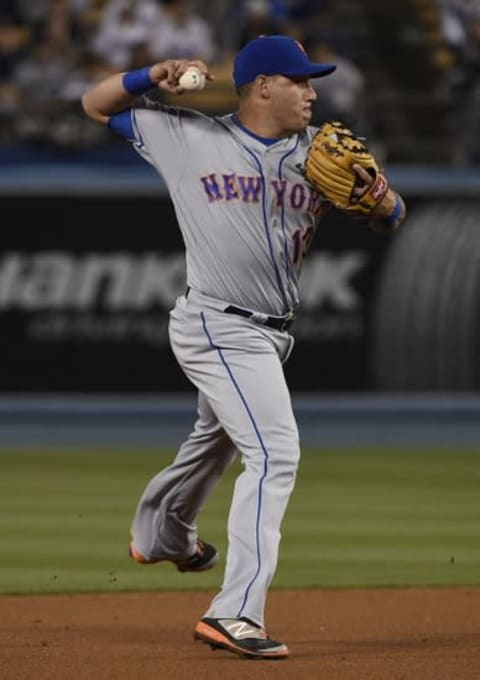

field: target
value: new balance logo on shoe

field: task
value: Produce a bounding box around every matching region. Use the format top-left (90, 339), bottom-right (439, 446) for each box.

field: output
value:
top-left (194, 617), bottom-right (289, 659)
top-left (224, 620), bottom-right (266, 640)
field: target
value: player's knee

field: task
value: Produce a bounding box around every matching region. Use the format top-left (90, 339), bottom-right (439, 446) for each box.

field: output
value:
top-left (268, 433), bottom-right (301, 472)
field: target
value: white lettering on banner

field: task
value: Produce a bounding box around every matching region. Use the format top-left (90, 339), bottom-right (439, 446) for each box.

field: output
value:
top-left (0, 252), bottom-right (73, 308)
top-left (0, 251), bottom-right (369, 312)
top-left (299, 252), bottom-right (369, 310)
top-left (131, 255), bottom-right (186, 308)
top-left (0, 250), bottom-right (371, 344)
top-left (0, 252), bottom-right (186, 310)
top-left (75, 255), bottom-right (134, 308)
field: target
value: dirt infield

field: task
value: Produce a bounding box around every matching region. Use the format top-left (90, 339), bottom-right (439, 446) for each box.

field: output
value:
top-left (2, 588), bottom-right (479, 679)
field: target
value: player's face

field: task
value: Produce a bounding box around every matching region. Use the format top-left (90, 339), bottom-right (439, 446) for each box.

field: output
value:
top-left (268, 75), bottom-right (317, 134)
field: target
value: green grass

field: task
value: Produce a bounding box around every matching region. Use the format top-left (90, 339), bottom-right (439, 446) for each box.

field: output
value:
top-left (0, 448), bottom-right (479, 595)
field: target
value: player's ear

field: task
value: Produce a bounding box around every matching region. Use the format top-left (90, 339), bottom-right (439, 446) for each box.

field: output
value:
top-left (256, 75), bottom-right (272, 99)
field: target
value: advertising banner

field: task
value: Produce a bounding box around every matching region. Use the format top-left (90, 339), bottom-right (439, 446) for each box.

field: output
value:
top-left (0, 195), bottom-right (390, 392)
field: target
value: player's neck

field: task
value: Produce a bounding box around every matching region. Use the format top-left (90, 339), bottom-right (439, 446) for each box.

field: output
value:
top-left (236, 109), bottom-right (290, 141)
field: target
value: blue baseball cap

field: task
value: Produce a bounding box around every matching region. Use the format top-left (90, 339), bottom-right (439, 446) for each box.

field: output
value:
top-left (233, 35), bottom-right (336, 88)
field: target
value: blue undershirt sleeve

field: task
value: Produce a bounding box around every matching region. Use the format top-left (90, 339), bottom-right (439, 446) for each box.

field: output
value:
top-left (107, 109), bottom-right (135, 140)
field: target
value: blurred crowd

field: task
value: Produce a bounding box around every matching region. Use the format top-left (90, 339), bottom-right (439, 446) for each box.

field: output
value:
top-left (0, 0), bottom-right (479, 163)
top-left (0, 0), bottom-right (368, 153)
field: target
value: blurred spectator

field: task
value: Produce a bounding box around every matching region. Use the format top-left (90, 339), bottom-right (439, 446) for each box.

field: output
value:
top-left (147, 0), bottom-right (217, 62)
top-left (11, 0), bottom-right (52, 40)
top-left (440, 0), bottom-right (480, 163)
top-left (90, 0), bottom-right (165, 70)
top-left (233, 0), bottom-right (283, 49)
top-left (58, 46), bottom-right (112, 109)
top-left (8, 35), bottom-right (73, 146)
top-left (0, 1), bottom-right (33, 115)
top-left (44, 0), bottom-right (108, 49)
top-left (300, 4), bottom-right (348, 56)
top-left (440, 1), bottom-right (467, 51)
top-left (226, 1), bottom-right (329, 50)
top-left (309, 42), bottom-right (367, 131)
top-left (8, 30), bottom-right (110, 150)
top-left (278, 0), bottom-right (332, 41)
top-left (0, 0), bottom-right (32, 140)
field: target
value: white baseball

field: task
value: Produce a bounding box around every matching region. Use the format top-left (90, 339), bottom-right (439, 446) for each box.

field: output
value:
top-left (178, 67), bottom-right (206, 91)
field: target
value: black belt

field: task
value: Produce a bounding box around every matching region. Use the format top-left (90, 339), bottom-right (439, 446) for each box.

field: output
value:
top-left (185, 288), bottom-right (295, 332)
top-left (224, 305), bottom-right (295, 332)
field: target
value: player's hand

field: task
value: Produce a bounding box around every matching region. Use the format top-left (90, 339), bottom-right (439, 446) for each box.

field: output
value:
top-left (351, 164), bottom-right (374, 199)
top-left (149, 60), bottom-right (214, 94)
top-left (351, 163), bottom-right (396, 216)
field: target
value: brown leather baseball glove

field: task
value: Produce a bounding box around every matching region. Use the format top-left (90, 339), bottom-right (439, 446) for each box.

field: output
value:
top-left (303, 121), bottom-right (388, 215)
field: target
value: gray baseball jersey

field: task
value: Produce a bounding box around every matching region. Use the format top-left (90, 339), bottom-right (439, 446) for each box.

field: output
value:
top-left (122, 101), bottom-right (327, 628)
top-left (130, 102), bottom-right (327, 316)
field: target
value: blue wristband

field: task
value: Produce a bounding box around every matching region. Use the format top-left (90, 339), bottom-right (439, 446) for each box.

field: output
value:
top-left (383, 194), bottom-right (404, 228)
top-left (122, 67), bottom-right (154, 95)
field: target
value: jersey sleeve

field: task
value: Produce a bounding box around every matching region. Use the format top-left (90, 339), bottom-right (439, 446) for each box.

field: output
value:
top-left (109, 99), bottom-right (214, 191)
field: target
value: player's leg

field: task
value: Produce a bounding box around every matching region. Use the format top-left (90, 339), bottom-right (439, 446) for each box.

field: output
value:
top-left (169, 304), bottom-right (300, 629)
top-left (131, 390), bottom-right (238, 562)
top-left (201, 343), bottom-right (299, 628)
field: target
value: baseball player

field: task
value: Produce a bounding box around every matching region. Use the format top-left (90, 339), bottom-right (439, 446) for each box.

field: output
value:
top-left (82, 34), bottom-right (406, 660)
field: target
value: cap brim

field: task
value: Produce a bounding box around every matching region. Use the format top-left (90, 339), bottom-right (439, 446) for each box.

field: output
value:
top-left (282, 63), bottom-right (336, 79)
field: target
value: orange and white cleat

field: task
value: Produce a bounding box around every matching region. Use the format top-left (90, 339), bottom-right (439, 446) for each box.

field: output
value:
top-left (194, 617), bottom-right (289, 660)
